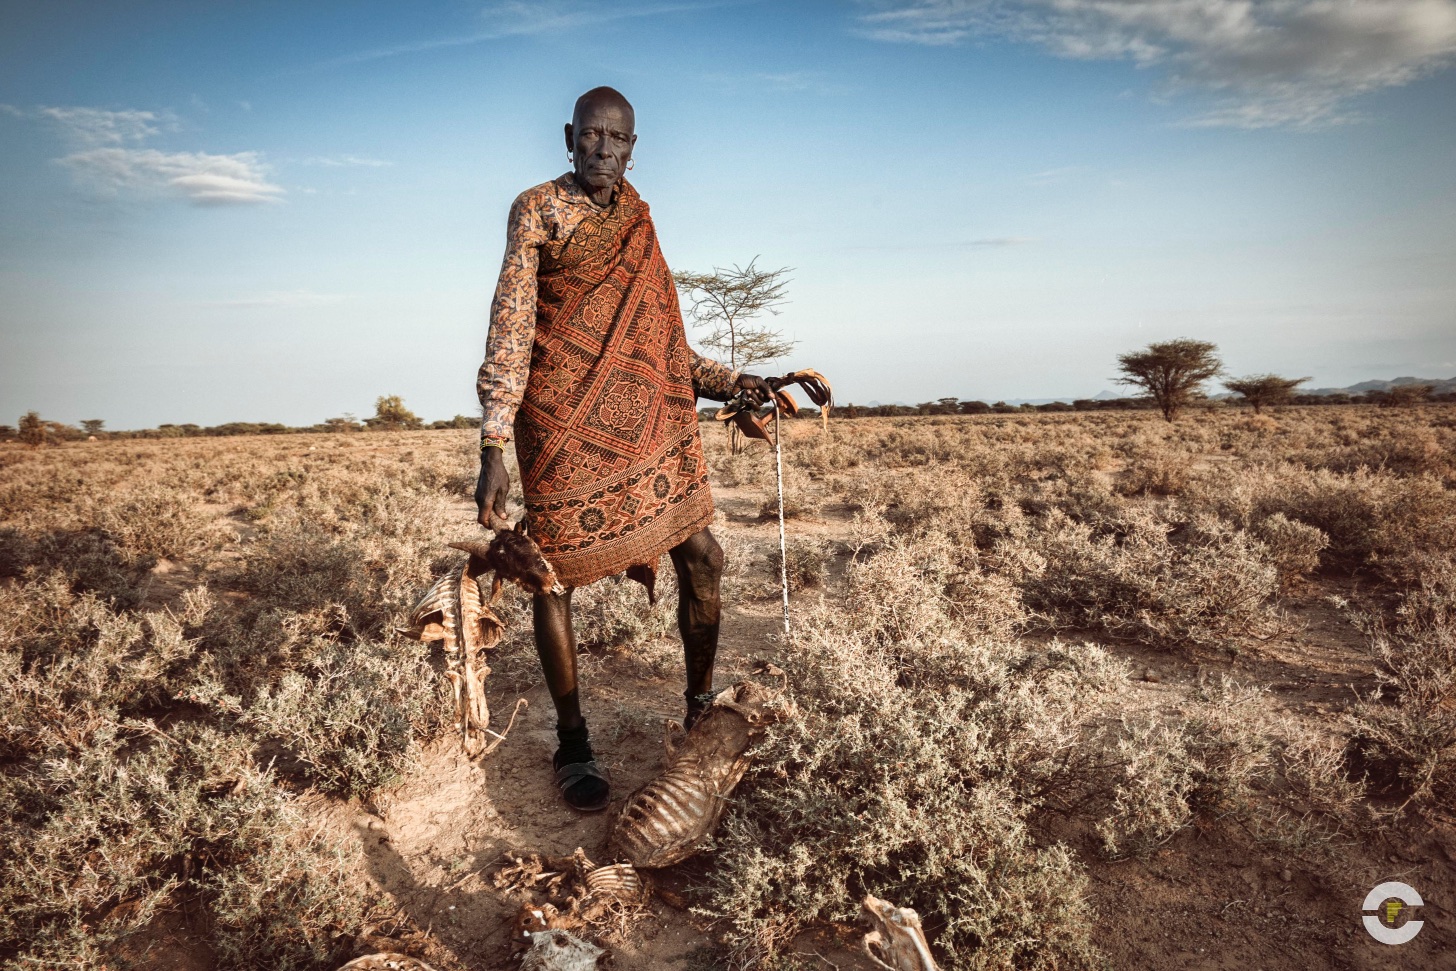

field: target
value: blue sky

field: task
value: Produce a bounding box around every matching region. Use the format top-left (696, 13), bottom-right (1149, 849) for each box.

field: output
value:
top-left (2, 0), bottom-right (1454, 427)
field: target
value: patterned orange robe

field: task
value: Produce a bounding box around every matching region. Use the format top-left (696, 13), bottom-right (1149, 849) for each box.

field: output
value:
top-left (477, 175), bottom-right (737, 588)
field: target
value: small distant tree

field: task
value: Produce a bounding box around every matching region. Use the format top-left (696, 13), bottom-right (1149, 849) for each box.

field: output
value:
top-left (1224, 374), bottom-right (1309, 414)
top-left (18, 411), bottom-right (46, 447)
top-left (323, 414), bottom-right (362, 432)
top-left (1381, 384), bottom-right (1432, 408)
top-left (367, 395), bottom-right (422, 430)
top-left (1115, 339), bottom-right (1223, 422)
top-left (80, 419), bottom-right (105, 436)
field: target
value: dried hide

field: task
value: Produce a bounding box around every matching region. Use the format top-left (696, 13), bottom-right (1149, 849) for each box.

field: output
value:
top-left (861, 895), bottom-right (939, 971)
top-left (337, 954), bottom-right (438, 971)
top-left (609, 680), bottom-right (790, 868)
top-left (519, 929), bottom-right (604, 971)
top-left (398, 558), bottom-right (519, 758)
top-left (716, 368), bottom-right (834, 440)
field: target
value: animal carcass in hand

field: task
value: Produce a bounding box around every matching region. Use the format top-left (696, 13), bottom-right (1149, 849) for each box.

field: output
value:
top-left (450, 516), bottom-right (563, 599)
top-left (609, 680), bottom-right (790, 868)
top-left (862, 895), bottom-right (939, 971)
top-left (398, 559), bottom-right (517, 757)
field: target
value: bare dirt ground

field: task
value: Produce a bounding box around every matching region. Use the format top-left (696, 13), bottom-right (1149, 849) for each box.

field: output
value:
top-left (297, 481), bottom-right (1455, 971)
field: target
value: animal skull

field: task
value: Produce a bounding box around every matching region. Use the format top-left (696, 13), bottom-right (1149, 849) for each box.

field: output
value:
top-left (519, 929), bottom-right (604, 971)
top-left (861, 895), bottom-right (939, 971)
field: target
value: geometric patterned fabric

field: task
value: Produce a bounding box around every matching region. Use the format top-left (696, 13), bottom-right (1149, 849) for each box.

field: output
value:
top-left (515, 179), bottom-right (714, 587)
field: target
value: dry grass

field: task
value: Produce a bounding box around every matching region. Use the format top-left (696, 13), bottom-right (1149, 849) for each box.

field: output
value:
top-left (3, 406), bottom-right (1454, 968)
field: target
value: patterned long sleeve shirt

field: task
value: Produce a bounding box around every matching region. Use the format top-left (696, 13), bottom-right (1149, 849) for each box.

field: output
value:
top-left (477, 173), bottom-right (739, 441)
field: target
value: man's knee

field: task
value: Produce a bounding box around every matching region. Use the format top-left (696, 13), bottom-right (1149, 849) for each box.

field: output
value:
top-left (677, 530), bottom-right (724, 598)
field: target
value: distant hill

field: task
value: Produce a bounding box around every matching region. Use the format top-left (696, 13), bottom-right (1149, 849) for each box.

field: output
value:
top-left (1305, 376), bottom-right (1456, 396)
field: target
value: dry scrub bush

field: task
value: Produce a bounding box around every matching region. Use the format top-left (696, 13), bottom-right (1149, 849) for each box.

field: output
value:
top-left (704, 594), bottom-right (1122, 968)
top-left (0, 434), bottom-right (483, 965)
top-left (1015, 508), bottom-right (1283, 651)
top-left (766, 538), bottom-right (830, 593)
top-left (1346, 554), bottom-right (1456, 805)
top-left (1185, 464), bottom-right (1456, 581)
top-left (0, 719), bottom-right (371, 970)
top-left (1114, 449), bottom-right (1195, 496)
top-left (1095, 678), bottom-right (1274, 858)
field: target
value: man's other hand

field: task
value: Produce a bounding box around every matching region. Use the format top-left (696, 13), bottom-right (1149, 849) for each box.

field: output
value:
top-left (476, 446), bottom-right (512, 529)
top-left (735, 373), bottom-right (772, 407)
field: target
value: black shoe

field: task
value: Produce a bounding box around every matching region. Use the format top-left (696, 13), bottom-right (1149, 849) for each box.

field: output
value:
top-left (552, 753), bottom-right (611, 812)
top-left (553, 722), bottom-right (610, 812)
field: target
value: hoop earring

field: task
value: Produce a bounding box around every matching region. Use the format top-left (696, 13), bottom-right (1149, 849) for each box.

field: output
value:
top-left (567, 152), bottom-right (574, 164)
top-left (626, 158), bottom-right (635, 170)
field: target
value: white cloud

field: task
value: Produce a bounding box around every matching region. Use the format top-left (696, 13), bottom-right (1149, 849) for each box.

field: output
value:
top-left (855, 0), bottom-right (1456, 128)
top-left (58, 148), bottom-right (284, 205)
top-left (0, 103), bottom-right (22, 117)
top-left (39, 105), bottom-right (172, 145)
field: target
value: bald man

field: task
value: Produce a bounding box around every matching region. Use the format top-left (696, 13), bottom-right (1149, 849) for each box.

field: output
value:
top-left (475, 87), bottom-right (772, 811)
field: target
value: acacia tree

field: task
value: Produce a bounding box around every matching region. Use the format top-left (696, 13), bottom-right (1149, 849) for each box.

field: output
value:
top-left (674, 259), bottom-right (795, 452)
top-left (18, 411), bottom-right (46, 447)
top-left (1224, 374), bottom-right (1308, 414)
top-left (673, 259), bottom-right (795, 373)
top-left (1380, 384), bottom-right (1432, 408)
top-left (80, 419), bottom-right (105, 436)
top-left (1115, 339), bottom-right (1223, 422)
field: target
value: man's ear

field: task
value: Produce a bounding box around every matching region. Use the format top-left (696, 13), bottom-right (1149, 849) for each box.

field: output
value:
top-left (564, 123), bottom-right (575, 153)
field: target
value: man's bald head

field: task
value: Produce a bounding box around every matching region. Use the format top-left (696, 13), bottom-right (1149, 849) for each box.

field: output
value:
top-left (565, 87), bottom-right (637, 204)
top-left (573, 87), bottom-right (634, 129)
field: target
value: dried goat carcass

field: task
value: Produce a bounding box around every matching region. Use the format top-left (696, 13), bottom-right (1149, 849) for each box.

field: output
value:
top-left (399, 517), bottom-right (557, 756)
top-left (609, 680), bottom-right (790, 868)
top-left (861, 895), bottom-right (939, 971)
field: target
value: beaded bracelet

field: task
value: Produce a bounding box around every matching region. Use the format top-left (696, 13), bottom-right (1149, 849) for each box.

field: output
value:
top-left (480, 438), bottom-right (506, 453)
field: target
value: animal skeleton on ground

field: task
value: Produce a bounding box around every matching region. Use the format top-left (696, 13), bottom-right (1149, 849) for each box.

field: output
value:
top-left (609, 680), bottom-right (791, 868)
top-left (400, 515), bottom-right (560, 756)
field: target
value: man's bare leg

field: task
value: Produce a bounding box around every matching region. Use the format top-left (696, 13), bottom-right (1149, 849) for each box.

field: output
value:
top-left (669, 526), bottom-right (725, 729)
top-left (532, 587), bottom-right (609, 810)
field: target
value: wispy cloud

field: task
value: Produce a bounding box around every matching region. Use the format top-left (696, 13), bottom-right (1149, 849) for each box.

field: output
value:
top-left (58, 148), bottom-right (284, 205)
top-left (202, 290), bottom-right (352, 309)
top-left (39, 105), bottom-right (174, 145)
top-left (18, 104), bottom-right (284, 205)
top-left (312, 0), bottom-right (731, 69)
top-left (301, 155), bottom-right (393, 167)
top-left (854, 0), bottom-right (1456, 129)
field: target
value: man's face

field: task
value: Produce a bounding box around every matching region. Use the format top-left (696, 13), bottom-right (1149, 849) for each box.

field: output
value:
top-left (566, 99), bottom-right (636, 192)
